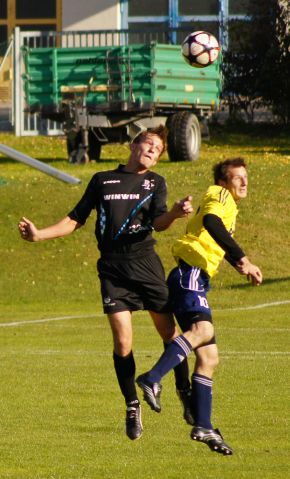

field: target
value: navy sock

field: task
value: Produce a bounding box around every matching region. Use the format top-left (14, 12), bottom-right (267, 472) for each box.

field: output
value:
top-left (191, 373), bottom-right (213, 429)
top-left (146, 336), bottom-right (193, 384)
top-left (163, 341), bottom-right (190, 390)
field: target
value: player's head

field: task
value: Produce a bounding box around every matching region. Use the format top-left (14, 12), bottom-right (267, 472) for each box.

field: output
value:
top-left (129, 126), bottom-right (167, 171)
top-left (132, 125), bottom-right (167, 157)
top-left (213, 158), bottom-right (248, 201)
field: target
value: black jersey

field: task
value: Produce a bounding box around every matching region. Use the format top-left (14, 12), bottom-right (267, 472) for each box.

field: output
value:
top-left (68, 165), bottom-right (168, 259)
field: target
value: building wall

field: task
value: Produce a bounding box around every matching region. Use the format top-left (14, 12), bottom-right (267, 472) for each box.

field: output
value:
top-left (62, 0), bottom-right (119, 31)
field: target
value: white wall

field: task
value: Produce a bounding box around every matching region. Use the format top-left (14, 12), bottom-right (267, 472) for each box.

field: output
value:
top-left (62, 0), bottom-right (120, 31)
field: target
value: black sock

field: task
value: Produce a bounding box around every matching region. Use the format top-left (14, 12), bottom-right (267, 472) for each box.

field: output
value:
top-left (113, 351), bottom-right (139, 405)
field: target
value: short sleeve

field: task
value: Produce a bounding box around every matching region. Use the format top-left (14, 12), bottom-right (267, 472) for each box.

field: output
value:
top-left (149, 174), bottom-right (168, 219)
top-left (68, 175), bottom-right (99, 224)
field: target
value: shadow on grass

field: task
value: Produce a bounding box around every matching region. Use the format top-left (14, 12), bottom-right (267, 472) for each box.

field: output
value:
top-left (210, 123), bottom-right (290, 151)
top-left (239, 148), bottom-right (290, 156)
top-left (228, 276), bottom-right (290, 290)
top-left (0, 156), bottom-right (67, 165)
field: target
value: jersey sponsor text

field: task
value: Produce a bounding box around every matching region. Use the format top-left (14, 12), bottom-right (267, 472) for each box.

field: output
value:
top-left (104, 193), bottom-right (140, 200)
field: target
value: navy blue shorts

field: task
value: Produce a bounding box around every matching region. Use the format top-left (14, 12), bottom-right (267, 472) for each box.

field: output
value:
top-left (167, 260), bottom-right (212, 331)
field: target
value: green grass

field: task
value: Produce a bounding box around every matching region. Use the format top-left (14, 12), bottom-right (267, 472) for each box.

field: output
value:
top-left (0, 127), bottom-right (289, 478)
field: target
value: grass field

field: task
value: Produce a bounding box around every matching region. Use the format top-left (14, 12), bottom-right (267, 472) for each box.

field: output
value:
top-left (0, 126), bottom-right (289, 479)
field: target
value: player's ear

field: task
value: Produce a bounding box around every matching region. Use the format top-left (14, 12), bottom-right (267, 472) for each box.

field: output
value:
top-left (218, 179), bottom-right (227, 188)
top-left (130, 141), bottom-right (137, 154)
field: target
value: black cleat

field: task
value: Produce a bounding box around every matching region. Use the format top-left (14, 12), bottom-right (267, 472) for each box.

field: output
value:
top-left (125, 402), bottom-right (143, 440)
top-left (136, 374), bottom-right (162, 412)
top-left (191, 426), bottom-right (233, 455)
top-left (176, 388), bottom-right (194, 425)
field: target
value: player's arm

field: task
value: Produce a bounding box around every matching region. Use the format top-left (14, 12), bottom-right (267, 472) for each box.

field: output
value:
top-left (203, 213), bottom-right (262, 285)
top-left (19, 175), bottom-right (98, 243)
top-left (153, 196), bottom-right (193, 231)
top-left (18, 215), bottom-right (82, 242)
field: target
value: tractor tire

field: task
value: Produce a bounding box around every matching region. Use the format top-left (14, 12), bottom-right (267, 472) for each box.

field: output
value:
top-left (167, 112), bottom-right (201, 162)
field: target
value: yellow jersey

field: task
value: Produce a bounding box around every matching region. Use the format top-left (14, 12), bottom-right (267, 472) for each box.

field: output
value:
top-left (172, 185), bottom-right (239, 277)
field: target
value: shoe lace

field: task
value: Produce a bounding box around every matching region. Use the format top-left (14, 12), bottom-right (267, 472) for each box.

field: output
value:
top-left (126, 406), bottom-right (139, 421)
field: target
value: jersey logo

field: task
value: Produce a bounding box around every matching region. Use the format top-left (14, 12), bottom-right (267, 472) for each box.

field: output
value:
top-left (219, 188), bottom-right (230, 205)
top-left (142, 179), bottom-right (155, 190)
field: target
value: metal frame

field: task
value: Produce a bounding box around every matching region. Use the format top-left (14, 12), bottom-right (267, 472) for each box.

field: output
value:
top-left (0, 0), bottom-right (62, 39)
top-left (14, 27), bottom-right (64, 136)
top-left (120, 0), bottom-right (251, 49)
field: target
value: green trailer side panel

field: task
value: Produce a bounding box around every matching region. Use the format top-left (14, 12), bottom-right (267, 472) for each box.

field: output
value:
top-left (153, 44), bottom-right (220, 106)
top-left (21, 43), bottom-right (221, 111)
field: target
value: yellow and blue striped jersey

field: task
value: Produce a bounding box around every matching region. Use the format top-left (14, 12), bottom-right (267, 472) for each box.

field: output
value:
top-left (172, 185), bottom-right (239, 277)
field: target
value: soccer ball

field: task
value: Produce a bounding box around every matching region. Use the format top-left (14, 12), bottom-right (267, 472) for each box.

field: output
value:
top-left (181, 31), bottom-right (220, 68)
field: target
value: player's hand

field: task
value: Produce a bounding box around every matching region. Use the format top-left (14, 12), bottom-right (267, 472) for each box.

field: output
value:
top-left (236, 257), bottom-right (262, 286)
top-left (18, 217), bottom-right (40, 242)
top-left (247, 264), bottom-right (263, 286)
top-left (235, 256), bottom-right (251, 274)
top-left (173, 196), bottom-right (193, 218)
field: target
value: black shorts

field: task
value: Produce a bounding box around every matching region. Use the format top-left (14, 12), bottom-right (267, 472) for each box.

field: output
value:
top-left (97, 252), bottom-right (170, 314)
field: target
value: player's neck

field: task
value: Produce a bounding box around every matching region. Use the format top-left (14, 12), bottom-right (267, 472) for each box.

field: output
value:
top-left (123, 163), bottom-right (148, 174)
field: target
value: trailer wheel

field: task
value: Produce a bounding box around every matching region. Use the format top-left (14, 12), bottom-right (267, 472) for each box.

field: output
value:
top-left (167, 112), bottom-right (201, 162)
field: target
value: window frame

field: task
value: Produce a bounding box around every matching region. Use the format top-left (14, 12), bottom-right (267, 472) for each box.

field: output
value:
top-left (0, 0), bottom-right (61, 43)
top-left (120, 0), bottom-right (252, 48)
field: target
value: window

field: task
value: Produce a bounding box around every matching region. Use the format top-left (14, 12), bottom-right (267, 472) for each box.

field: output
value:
top-left (128, 0), bottom-right (168, 16)
top-left (229, 0), bottom-right (252, 15)
top-left (228, 19), bottom-right (252, 51)
top-left (177, 21), bottom-right (219, 43)
top-left (128, 22), bottom-right (170, 44)
top-left (0, 25), bottom-right (7, 44)
top-left (0, 1), bottom-right (7, 20)
top-left (17, 24), bottom-right (57, 32)
top-left (16, 0), bottom-right (56, 19)
top-left (122, 1), bottom-right (257, 49)
top-left (179, 0), bottom-right (219, 16)
top-left (0, 0), bottom-right (61, 45)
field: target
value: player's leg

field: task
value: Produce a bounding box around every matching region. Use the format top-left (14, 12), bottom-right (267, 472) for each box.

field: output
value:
top-left (134, 254), bottom-right (191, 417)
top-left (108, 311), bottom-right (143, 440)
top-left (190, 342), bottom-right (233, 455)
top-left (137, 262), bottom-right (212, 388)
top-left (148, 311), bottom-right (192, 422)
top-left (191, 342), bottom-right (218, 430)
top-left (136, 319), bottom-right (213, 409)
top-left (163, 340), bottom-right (193, 425)
top-left (98, 257), bottom-right (142, 438)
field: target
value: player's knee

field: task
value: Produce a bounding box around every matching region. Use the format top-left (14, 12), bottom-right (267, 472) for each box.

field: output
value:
top-left (207, 352), bottom-right (219, 369)
top-left (196, 349), bottom-right (219, 373)
top-left (198, 321), bottom-right (215, 344)
top-left (113, 338), bottom-right (132, 357)
top-left (162, 324), bottom-right (179, 343)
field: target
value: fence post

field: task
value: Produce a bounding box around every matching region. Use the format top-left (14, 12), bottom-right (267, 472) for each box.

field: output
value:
top-left (13, 27), bottom-right (22, 136)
